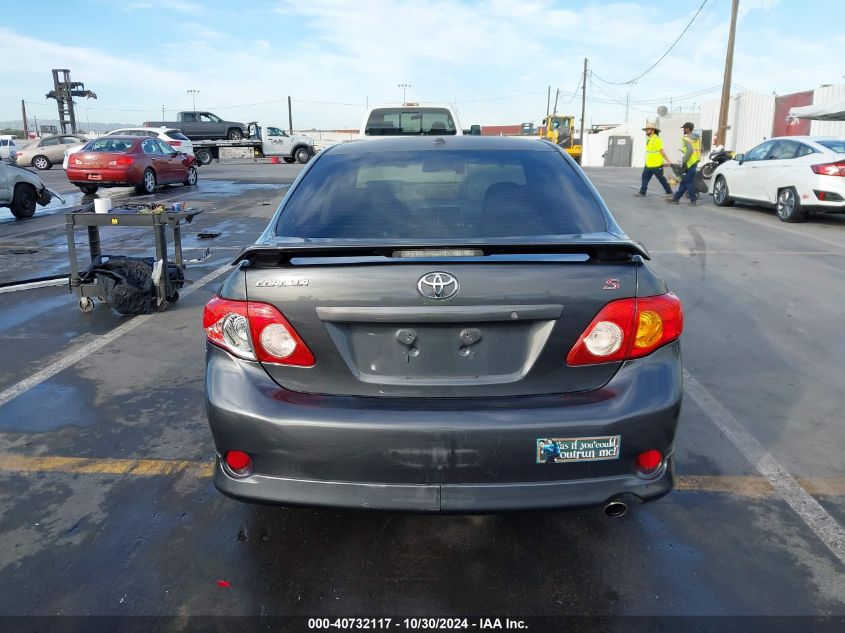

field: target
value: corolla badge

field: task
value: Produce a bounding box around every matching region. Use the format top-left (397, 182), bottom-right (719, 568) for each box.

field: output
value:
top-left (417, 272), bottom-right (459, 300)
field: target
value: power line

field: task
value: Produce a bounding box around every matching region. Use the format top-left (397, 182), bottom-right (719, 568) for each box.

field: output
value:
top-left (455, 91), bottom-right (547, 105)
top-left (591, 0), bottom-right (712, 85)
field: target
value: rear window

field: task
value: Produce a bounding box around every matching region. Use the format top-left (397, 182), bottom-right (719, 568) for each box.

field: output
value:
top-left (165, 130), bottom-right (190, 141)
top-left (84, 138), bottom-right (136, 153)
top-left (817, 140), bottom-right (845, 154)
top-left (365, 108), bottom-right (457, 136)
top-left (275, 149), bottom-right (607, 239)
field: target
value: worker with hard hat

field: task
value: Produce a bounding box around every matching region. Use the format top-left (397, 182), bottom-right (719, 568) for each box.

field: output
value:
top-left (635, 121), bottom-right (673, 198)
top-left (667, 121), bottom-right (702, 206)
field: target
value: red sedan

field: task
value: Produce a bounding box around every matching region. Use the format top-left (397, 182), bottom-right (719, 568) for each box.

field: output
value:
top-left (66, 136), bottom-right (198, 195)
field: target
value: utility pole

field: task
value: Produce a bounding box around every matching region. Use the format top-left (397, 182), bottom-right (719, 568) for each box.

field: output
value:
top-left (579, 58), bottom-right (587, 149)
top-left (21, 100), bottom-right (28, 137)
top-left (552, 88), bottom-right (560, 116)
top-left (398, 83), bottom-right (411, 103)
top-left (161, 105), bottom-right (165, 119)
top-left (717, 0), bottom-right (739, 146)
top-left (288, 96), bottom-right (293, 134)
top-left (545, 85), bottom-right (551, 127)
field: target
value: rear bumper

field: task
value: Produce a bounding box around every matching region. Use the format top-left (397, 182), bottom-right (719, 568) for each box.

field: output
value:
top-left (213, 458), bottom-right (674, 512)
top-left (206, 342), bottom-right (682, 512)
top-left (67, 167), bottom-right (136, 187)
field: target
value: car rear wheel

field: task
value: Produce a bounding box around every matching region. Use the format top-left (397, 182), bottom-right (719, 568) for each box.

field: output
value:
top-left (776, 187), bottom-right (804, 223)
top-left (136, 168), bottom-right (157, 195)
top-left (227, 128), bottom-right (244, 141)
top-left (32, 155), bottom-right (51, 170)
top-left (184, 165), bottom-right (198, 186)
top-left (79, 184), bottom-right (99, 195)
top-left (195, 149), bottom-right (213, 165)
top-left (294, 147), bottom-right (311, 164)
top-left (283, 157), bottom-right (295, 164)
top-left (10, 183), bottom-right (37, 219)
top-left (713, 175), bottom-right (734, 207)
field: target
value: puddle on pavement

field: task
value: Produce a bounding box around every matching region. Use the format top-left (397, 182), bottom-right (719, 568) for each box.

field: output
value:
top-left (188, 180), bottom-right (289, 197)
top-left (0, 380), bottom-right (97, 432)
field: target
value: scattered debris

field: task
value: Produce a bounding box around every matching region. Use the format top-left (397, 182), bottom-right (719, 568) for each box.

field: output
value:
top-left (186, 248), bottom-right (212, 264)
top-left (197, 232), bottom-right (221, 239)
top-left (258, 201), bottom-right (271, 206)
top-left (217, 580), bottom-right (231, 588)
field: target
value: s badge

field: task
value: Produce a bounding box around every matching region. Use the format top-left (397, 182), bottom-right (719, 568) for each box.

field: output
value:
top-left (603, 278), bottom-right (621, 290)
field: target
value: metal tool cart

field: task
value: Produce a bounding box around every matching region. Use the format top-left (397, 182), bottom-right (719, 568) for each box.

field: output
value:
top-left (65, 207), bottom-right (201, 313)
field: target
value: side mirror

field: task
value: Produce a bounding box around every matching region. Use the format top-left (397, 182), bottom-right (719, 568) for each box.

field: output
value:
top-left (469, 124), bottom-right (481, 136)
top-left (734, 154), bottom-right (744, 163)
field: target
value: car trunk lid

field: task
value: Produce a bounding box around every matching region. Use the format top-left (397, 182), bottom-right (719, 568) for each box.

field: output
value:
top-left (239, 241), bottom-right (645, 398)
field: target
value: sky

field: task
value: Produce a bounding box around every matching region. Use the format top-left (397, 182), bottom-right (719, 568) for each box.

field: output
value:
top-left (1, 0), bottom-right (844, 131)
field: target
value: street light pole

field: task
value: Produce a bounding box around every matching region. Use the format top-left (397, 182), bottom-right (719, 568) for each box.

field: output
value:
top-left (187, 89), bottom-right (200, 111)
top-left (398, 83), bottom-right (411, 104)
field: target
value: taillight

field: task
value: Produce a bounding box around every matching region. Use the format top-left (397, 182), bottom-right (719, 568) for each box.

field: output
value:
top-left (203, 297), bottom-right (315, 366)
top-left (566, 293), bottom-right (683, 366)
top-left (166, 140), bottom-right (182, 147)
top-left (107, 156), bottom-right (134, 167)
top-left (811, 160), bottom-right (845, 176)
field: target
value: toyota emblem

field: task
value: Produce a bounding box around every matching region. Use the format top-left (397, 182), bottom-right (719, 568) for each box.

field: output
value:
top-left (417, 272), bottom-right (459, 301)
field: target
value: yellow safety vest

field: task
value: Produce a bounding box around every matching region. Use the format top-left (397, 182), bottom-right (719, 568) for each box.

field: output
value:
top-left (682, 136), bottom-right (701, 168)
top-left (645, 135), bottom-right (664, 168)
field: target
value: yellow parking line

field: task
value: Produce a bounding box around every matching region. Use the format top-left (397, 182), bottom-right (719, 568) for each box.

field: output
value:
top-left (0, 454), bottom-right (842, 498)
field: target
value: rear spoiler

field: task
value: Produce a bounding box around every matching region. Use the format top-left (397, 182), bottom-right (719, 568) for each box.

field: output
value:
top-left (232, 241), bottom-right (650, 266)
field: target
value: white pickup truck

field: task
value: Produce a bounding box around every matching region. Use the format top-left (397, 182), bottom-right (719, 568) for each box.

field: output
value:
top-left (359, 103), bottom-right (479, 136)
top-left (0, 160), bottom-right (63, 219)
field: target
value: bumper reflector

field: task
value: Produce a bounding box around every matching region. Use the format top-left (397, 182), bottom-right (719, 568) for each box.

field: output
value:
top-left (636, 449), bottom-right (663, 474)
top-left (225, 450), bottom-right (253, 476)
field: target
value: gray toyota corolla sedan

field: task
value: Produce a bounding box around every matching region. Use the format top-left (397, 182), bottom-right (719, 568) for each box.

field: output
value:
top-left (204, 136), bottom-right (683, 514)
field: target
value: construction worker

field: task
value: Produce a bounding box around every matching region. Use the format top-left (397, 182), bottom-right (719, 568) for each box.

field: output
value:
top-left (668, 122), bottom-right (701, 206)
top-left (635, 122), bottom-right (673, 197)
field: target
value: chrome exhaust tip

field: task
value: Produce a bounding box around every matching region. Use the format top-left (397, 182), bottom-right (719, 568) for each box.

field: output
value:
top-left (604, 500), bottom-right (628, 518)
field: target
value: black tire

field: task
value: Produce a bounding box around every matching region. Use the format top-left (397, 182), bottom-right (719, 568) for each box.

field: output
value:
top-left (294, 146), bottom-right (311, 164)
top-left (700, 162), bottom-right (715, 179)
top-left (195, 149), bottom-right (213, 165)
top-left (136, 168), bottom-right (157, 195)
top-left (227, 128), bottom-right (244, 141)
top-left (776, 187), bottom-right (804, 223)
top-left (283, 157), bottom-right (295, 164)
top-left (713, 175), bottom-right (735, 207)
top-left (32, 155), bottom-right (51, 170)
top-left (10, 183), bottom-right (37, 219)
top-left (79, 184), bottom-right (99, 195)
top-left (184, 165), bottom-right (198, 186)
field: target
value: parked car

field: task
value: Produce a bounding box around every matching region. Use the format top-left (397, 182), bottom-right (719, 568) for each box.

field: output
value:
top-left (203, 136), bottom-right (684, 514)
top-left (65, 136), bottom-right (198, 195)
top-left (1, 138), bottom-right (18, 162)
top-left (11, 134), bottom-right (88, 170)
top-left (63, 127), bottom-right (193, 169)
top-left (1, 159), bottom-right (63, 219)
top-left (711, 136), bottom-right (845, 222)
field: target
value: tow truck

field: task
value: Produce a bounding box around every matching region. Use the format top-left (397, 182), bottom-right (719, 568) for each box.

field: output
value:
top-left (191, 123), bottom-right (315, 165)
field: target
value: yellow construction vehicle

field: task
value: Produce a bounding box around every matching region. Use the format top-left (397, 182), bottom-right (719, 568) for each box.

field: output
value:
top-left (540, 114), bottom-right (582, 163)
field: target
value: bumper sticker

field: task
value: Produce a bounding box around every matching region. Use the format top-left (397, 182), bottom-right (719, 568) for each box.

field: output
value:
top-left (537, 436), bottom-right (621, 464)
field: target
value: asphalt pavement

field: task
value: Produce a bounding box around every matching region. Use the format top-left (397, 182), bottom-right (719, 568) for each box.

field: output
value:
top-left (0, 163), bottom-right (842, 628)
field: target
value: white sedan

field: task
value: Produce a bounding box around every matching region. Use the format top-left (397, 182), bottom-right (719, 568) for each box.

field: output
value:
top-left (711, 136), bottom-right (845, 222)
top-left (63, 127), bottom-right (194, 169)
